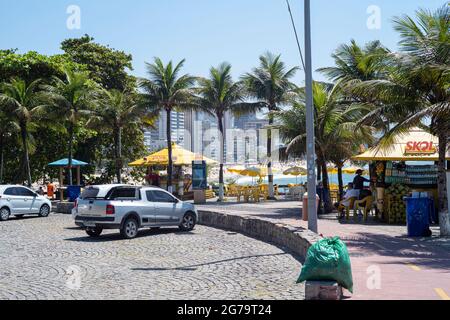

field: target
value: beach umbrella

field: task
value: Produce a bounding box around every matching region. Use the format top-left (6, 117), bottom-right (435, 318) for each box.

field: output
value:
top-left (227, 165), bottom-right (247, 174)
top-left (129, 144), bottom-right (217, 167)
top-left (283, 166), bottom-right (307, 184)
top-left (342, 166), bottom-right (369, 175)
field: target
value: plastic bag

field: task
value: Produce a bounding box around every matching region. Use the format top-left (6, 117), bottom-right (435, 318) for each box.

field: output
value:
top-left (297, 237), bottom-right (353, 293)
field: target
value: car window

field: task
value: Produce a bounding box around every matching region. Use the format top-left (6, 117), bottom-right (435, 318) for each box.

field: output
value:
top-left (16, 187), bottom-right (36, 197)
top-left (148, 191), bottom-right (177, 203)
top-left (81, 187), bottom-right (100, 199)
top-left (107, 188), bottom-right (138, 200)
top-left (4, 188), bottom-right (17, 196)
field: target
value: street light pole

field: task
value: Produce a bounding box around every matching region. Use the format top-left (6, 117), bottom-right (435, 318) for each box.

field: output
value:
top-left (304, 0), bottom-right (318, 233)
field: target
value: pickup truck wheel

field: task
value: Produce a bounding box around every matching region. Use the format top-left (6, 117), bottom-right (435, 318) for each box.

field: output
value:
top-left (86, 227), bottom-right (103, 237)
top-left (0, 207), bottom-right (10, 221)
top-left (121, 217), bottom-right (139, 239)
top-left (179, 212), bottom-right (196, 231)
top-left (38, 205), bottom-right (50, 217)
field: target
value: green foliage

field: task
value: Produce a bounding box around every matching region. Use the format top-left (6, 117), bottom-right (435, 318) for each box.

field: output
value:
top-left (61, 34), bottom-right (135, 90)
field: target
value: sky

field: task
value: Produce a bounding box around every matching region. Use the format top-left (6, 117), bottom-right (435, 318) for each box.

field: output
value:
top-left (0, 0), bottom-right (446, 85)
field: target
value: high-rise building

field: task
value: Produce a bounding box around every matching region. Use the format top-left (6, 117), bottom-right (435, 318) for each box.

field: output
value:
top-left (144, 110), bottom-right (187, 152)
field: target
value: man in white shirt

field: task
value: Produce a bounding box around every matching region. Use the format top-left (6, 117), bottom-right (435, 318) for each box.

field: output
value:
top-left (337, 183), bottom-right (360, 217)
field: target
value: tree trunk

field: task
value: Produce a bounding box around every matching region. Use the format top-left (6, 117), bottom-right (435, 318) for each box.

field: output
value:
top-left (114, 126), bottom-right (122, 184)
top-left (67, 123), bottom-right (74, 186)
top-left (267, 111), bottom-right (275, 199)
top-left (166, 109), bottom-right (173, 193)
top-left (218, 115), bottom-right (225, 202)
top-left (20, 125), bottom-right (32, 187)
top-left (320, 160), bottom-right (334, 214)
top-left (338, 165), bottom-right (344, 201)
top-left (437, 132), bottom-right (449, 236)
top-left (317, 160), bottom-right (322, 181)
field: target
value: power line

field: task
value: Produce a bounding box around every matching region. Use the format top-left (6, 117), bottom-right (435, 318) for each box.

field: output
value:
top-left (285, 0), bottom-right (306, 71)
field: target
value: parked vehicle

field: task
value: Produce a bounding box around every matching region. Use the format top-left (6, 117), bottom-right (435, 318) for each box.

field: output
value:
top-left (72, 185), bottom-right (198, 239)
top-left (0, 185), bottom-right (52, 221)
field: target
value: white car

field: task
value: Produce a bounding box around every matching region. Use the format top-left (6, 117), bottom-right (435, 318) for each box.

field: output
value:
top-left (0, 185), bottom-right (52, 221)
top-left (72, 185), bottom-right (198, 239)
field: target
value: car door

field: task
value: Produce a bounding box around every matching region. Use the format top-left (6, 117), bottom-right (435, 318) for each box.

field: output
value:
top-left (16, 187), bottom-right (39, 213)
top-left (149, 190), bottom-right (180, 225)
top-left (142, 190), bottom-right (157, 225)
top-left (3, 187), bottom-right (23, 214)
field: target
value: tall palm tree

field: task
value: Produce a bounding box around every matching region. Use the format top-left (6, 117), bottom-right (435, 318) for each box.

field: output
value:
top-left (196, 62), bottom-right (254, 201)
top-left (278, 82), bottom-right (373, 213)
top-left (355, 5), bottom-right (450, 235)
top-left (139, 58), bottom-right (196, 193)
top-left (87, 89), bottom-right (158, 183)
top-left (42, 67), bottom-right (95, 186)
top-left (0, 79), bottom-right (43, 187)
top-left (241, 52), bottom-right (299, 199)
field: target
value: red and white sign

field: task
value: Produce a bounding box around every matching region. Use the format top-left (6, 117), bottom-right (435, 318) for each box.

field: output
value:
top-left (405, 141), bottom-right (436, 154)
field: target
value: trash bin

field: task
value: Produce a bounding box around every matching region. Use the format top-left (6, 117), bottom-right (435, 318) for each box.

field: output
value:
top-left (303, 192), bottom-right (320, 222)
top-left (67, 185), bottom-right (81, 202)
top-left (405, 197), bottom-right (432, 237)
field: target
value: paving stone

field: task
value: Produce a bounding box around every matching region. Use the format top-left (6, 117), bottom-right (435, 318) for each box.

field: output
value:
top-left (0, 215), bottom-right (304, 300)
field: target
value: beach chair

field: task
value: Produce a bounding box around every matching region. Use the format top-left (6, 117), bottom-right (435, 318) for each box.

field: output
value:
top-left (338, 197), bottom-right (357, 220)
top-left (354, 196), bottom-right (374, 222)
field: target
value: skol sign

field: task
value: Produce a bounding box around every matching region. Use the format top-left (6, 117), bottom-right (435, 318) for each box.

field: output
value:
top-left (405, 141), bottom-right (437, 154)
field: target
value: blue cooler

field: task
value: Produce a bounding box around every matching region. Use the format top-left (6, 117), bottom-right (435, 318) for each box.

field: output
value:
top-left (67, 185), bottom-right (81, 202)
top-left (405, 197), bottom-right (432, 237)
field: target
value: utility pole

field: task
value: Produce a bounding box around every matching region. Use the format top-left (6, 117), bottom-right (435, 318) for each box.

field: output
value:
top-left (304, 0), bottom-right (318, 233)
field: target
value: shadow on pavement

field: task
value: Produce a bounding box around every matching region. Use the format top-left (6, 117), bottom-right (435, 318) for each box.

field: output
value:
top-left (64, 228), bottom-right (196, 242)
top-left (131, 253), bottom-right (289, 272)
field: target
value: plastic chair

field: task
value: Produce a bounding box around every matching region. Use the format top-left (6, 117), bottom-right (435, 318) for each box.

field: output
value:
top-left (354, 196), bottom-right (374, 222)
top-left (338, 197), bottom-right (357, 220)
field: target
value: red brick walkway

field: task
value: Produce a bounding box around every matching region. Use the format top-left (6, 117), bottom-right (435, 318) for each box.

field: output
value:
top-left (197, 200), bottom-right (450, 300)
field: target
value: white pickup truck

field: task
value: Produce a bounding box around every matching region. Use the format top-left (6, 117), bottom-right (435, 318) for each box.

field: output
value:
top-left (72, 185), bottom-right (198, 239)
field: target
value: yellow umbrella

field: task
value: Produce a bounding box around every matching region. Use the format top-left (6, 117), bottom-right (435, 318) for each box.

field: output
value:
top-left (129, 144), bottom-right (217, 167)
top-left (327, 167), bottom-right (339, 174)
top-left (239, 166), bottom-right (268, 177)
top-left (227, 165), bottom-right (247, 174)
top-left (283, 166), bottom-right (307, 176)
top-left (342, 166), bottom-right (369, 175)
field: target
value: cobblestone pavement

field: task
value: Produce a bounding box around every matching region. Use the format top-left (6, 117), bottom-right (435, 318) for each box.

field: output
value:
top-left (0, 214), bottom-right (304, 300)
top-left (197, 200), bottom-right (450, 300)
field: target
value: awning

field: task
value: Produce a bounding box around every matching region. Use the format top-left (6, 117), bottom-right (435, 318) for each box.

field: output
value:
top-left (129, 144), bottom-right (217, 167)
top-left (353, 128), bottom-right (450, 162)
top-left (48, 159), bottom-right (89, 167)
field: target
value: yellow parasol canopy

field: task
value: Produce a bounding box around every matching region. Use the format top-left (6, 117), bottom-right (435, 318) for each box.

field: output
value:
top-left (353, 128), bottom-right (450, 161)
top-left (342, 166), bottom-right (369, 175)
top-left (227, 165), bottom-right (247, 174)
top-left (283, 166), bottom-right (307, 176)
top-left (239, 166), bottom-right (269, 177)
top-left (129, 144), bottom-right (217, 167)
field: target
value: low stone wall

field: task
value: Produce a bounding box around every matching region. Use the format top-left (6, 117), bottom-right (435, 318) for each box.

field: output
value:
top-left (198, 210), bottom-right (321, 260)
top-left (53, 202), bottom-right (75, 214)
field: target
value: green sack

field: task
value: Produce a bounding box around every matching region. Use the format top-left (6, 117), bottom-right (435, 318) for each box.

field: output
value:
top-left (297, 237), bottom-right (353, 293)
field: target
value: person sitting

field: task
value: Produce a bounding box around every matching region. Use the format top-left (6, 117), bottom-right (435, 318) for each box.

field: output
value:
top-left (336, 183), bottom-right (360, 219)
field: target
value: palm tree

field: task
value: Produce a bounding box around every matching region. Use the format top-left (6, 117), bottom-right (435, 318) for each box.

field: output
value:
top-left (87, 89), bottom-right (158, 183)
top-left (0, 111), bottom-right (17, 184)
top-left (0, 79), bottom-right (43, 187)
top-left (241, 52), bottom-right (299, 199)
top-left (354, 5), bottom-right (450, 235)
top-left (318, 40), bottom-right (389, 84)
top-left (196, 62), bottom-right (253, 201)
top-left (42, 67), bottom-right (95, 186)
top-left (278, 82), bottom-right (373, 213)
top-left (139, 58), bottom-right (196, 193)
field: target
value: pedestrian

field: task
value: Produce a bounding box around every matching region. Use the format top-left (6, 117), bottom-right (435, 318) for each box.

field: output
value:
top-left (353, 169), bottom-right (370, 191)
top-left (47, 181), bottom-right (55, 199)
top-left (37, 186), bottom-right (45, 196)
